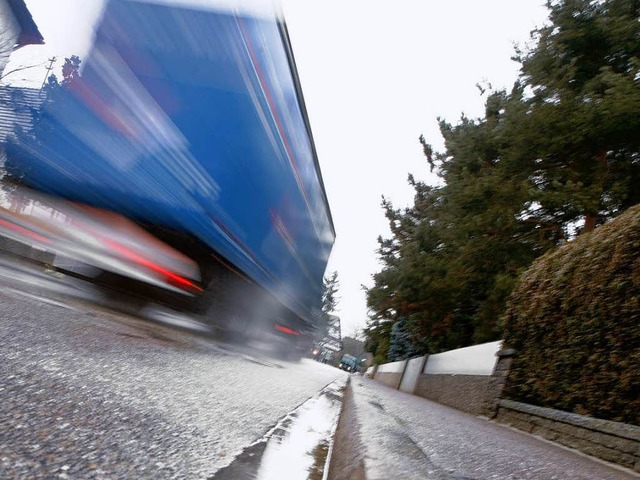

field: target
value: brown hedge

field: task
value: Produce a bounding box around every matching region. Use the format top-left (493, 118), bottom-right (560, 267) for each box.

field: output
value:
top-left (503, 205), bottom-right (640, 425)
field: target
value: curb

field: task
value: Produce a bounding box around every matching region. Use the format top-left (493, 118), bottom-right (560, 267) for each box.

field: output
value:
top-left (327, 377), bottom-right (366, 480)
top-left (328, 377), bottom-right (450, 480)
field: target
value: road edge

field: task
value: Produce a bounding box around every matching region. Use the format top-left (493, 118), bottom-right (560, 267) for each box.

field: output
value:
top-left (326, 377), bottom-right (366, 480)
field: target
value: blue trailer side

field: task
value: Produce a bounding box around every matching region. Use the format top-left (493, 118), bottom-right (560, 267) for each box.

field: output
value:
top-left (6, 0), bottom-right (334, 330)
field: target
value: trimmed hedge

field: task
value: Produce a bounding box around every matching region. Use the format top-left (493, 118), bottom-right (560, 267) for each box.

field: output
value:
top-left (503, 206), bottom-right (640, 425)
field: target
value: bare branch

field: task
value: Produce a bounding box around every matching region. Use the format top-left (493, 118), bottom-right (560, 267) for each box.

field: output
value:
top-left (0, 62), bottom-right (47, 82)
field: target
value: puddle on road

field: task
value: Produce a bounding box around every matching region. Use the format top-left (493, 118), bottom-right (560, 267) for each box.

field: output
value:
top-left (211, 380), bottom-right (345, 480)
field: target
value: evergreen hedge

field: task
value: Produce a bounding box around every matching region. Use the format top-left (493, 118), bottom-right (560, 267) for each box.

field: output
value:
top-left (503, 205), bottom-right (640, 425)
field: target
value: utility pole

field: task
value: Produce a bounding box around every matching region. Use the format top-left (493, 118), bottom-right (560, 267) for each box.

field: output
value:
top-left (40, 57), bottom-right (56, 91)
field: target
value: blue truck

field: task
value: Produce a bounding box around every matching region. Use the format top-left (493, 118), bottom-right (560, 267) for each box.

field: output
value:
top-left (5, 0), bottom-right (334, 351)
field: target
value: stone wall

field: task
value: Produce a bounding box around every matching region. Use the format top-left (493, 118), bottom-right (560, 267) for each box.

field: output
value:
top-left (374, 372), bottom-right (403, 390)
top-left (371, 346), bottom-right (515, 416)
top-left (374, 360), bottom-right (406, 389)
top-left (414, 374), bottom-right (501, 417)
top-left (496, 399), bottom-right (640, 473)
top-left (412, 347), bottom-right (514, 417)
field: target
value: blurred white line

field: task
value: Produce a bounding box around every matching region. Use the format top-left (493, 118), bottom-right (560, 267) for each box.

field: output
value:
top-left (2, 287), bottom-right (81, 312)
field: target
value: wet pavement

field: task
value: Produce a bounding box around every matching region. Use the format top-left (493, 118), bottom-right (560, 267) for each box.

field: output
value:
top-left (348, 379), bottom-right (638, 480)
top-left (6, 253), bottom-right (635, 480)
top-left (212, 380), bottom-right (345, 480)
top-left (0, 257), bottom-right (347, 479)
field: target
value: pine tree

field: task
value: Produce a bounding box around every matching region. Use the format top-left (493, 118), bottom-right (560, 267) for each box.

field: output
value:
top-left (509, 0), bottom-right (640, 233)
top-left (321, 271), bottom-right (339, 315)
top-left (388, 317), bottom-right (418, 361)
top-left (365, 0), bottom-right (640, 358)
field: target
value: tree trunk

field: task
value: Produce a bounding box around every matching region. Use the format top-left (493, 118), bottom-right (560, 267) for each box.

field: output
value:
top-left (583, 214), bottom-right (597, 232)
top-left (583, 150), bottom-right (608, 233)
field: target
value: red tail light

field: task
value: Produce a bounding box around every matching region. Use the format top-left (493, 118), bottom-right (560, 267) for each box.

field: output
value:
top-left (274, 324), bottom-right (300, 336)
top-left (104, 239), bottom-right (203, 293)
top-left (0, 218), bottom-right (51, 244)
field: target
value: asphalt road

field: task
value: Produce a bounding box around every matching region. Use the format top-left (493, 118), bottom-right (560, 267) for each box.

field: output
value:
top-left (353, 379), bottom-right (638, 480)
top-left (0, 257), bottom-right (346, 479)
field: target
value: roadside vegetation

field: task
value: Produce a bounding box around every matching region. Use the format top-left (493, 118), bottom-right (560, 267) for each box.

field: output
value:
top-left (365, 0), bottom-right (640, 363)
top-left (504, 204), bottom-right (640, 424)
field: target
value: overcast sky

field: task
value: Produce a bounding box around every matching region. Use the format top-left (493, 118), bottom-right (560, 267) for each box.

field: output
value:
top-left (10, 0), bottom-right (549, 337)
top-left (283, 1), bottom-right (549, 337)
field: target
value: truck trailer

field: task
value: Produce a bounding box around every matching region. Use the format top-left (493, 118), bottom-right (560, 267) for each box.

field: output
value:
top-left (4, 0), bottom-right (334, 352)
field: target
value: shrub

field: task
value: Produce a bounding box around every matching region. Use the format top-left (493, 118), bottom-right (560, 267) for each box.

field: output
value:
top-left (503, 205), bottom-right (640, 425)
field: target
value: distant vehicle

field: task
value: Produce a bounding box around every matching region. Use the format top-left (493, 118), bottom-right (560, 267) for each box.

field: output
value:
top-left (5, 0), bottom-right (335, 356)
top-left (339, 354), bottom-right (360, 372)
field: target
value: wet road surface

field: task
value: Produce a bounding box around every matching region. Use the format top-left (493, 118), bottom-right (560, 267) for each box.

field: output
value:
top-left (0, 256), bottom-right (346, 479)
top-left (212, 381), bottom-right (344, 480)
top-left (351, 379), bottom-right (638, 480)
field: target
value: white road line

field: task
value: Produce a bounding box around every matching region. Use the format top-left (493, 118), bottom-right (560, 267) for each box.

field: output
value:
top-left (2, 287), bottom-right (81, 312)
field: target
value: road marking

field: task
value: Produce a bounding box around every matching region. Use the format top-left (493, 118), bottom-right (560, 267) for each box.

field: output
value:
top-left (2, 287), bottom-right (81, 312)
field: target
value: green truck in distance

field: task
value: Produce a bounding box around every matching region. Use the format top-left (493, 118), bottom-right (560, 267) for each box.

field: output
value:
top-left (339, 354), bottom-right (360, 372)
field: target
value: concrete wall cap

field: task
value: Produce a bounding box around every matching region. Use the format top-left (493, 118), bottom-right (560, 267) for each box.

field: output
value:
top-left (498, 399), bottom-right (640, 442)
top-left (496, 348), bottom-right (516, 357)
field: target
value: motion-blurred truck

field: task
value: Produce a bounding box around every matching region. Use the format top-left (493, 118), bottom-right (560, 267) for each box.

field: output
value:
top-left (4, 0), bottom-right (334, 356)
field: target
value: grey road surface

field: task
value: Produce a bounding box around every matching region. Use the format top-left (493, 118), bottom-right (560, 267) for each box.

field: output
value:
top-left (0, 264), bottom-right (346, 479)
top-left (353, 379), bottom-right (638, 480)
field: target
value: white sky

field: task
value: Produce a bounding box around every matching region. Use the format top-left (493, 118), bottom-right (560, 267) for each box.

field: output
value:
top-left (283, 1), bottom-right (549, 337)
top-left (9, 0), bottom-right (549, 337)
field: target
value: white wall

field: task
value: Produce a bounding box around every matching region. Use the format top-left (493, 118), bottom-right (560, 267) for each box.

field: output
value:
top-left (423, 340), bottom-right (503, 376)
top-left (376, 359), bottom-right (406, 373)
top-left (399, 356), bottom-right (425, 393)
